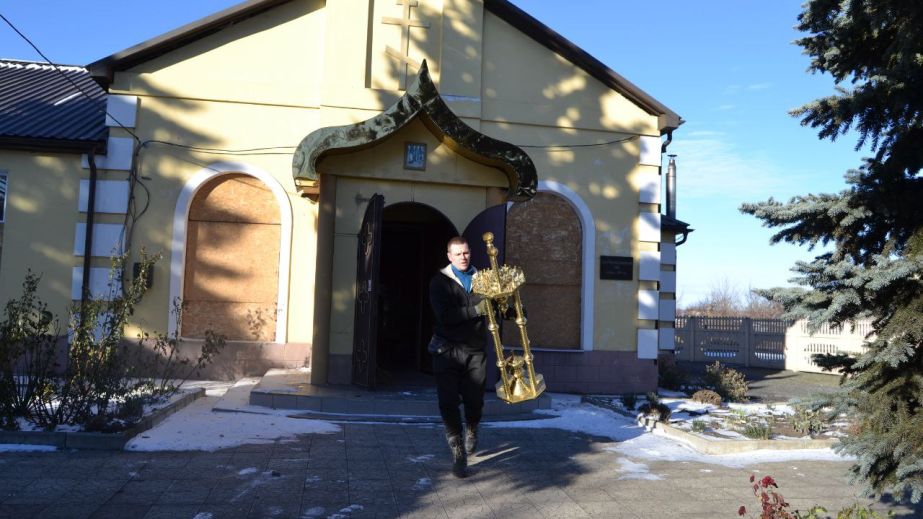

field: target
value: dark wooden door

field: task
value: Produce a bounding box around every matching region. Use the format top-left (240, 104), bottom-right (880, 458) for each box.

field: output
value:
top-left (462, 203), bottom-right (507, 270)
top-left (352, 193), bottom-right (384, 388)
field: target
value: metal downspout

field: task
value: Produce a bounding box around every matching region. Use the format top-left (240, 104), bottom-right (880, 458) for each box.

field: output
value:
top-left (80, 150), bottom-right (98, 310)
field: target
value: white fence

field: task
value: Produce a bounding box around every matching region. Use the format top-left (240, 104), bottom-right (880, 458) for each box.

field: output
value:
top-left (674, 317), bottom-right (872, 373)
top-left (784, 319), bottom-right (873, 373)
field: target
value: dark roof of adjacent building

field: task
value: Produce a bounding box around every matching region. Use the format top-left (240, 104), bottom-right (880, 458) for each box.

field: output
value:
top-left (86, 0), bottom-right (682, 133)
top-left (0, 59), bottom-right (108, 153)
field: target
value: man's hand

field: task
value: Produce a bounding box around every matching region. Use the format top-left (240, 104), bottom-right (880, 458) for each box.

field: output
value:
top-left (474, 298), bottom-right (491, 316)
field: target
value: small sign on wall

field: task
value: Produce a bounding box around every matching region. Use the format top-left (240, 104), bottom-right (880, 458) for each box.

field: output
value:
top-left (600, 255), bottom-right (633, 280)
top-left (404, 142), bottom-right (427, 170)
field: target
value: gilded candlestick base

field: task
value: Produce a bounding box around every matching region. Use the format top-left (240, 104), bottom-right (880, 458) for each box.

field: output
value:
top-left (495, 354), bottom-right (546, 403)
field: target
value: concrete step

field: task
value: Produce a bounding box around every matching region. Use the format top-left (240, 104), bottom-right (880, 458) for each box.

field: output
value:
top-left (244, 368), bottom-right (552, 421)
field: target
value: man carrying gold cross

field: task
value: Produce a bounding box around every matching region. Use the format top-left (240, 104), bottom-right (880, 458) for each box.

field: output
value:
top-left (428, 236), bottom-right (490, 478)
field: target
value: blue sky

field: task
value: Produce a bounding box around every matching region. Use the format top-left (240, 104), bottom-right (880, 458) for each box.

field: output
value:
top-left (0, 1), bottom-right (864, 306)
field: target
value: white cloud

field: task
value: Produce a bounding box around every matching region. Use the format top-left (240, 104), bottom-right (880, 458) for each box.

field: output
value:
top-left (717, 104), bottom-right (735, 111)
top-left (748, 82), bottom-right (772, 91)
top-left (686, 130), bottom-right (726, 138)
top-left (668, 137), bottom-right (788, 199)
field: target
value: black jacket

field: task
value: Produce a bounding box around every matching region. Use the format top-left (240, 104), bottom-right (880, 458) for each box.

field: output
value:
top-left (429, 265), bottom-right (487, 353)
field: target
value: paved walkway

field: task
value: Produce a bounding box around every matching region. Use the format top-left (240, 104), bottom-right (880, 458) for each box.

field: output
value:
top-left (2, 423), bottom-right (919, 519)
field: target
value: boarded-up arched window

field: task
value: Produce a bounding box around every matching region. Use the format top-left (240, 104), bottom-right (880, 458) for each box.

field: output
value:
top-left (182, 174), bottom-right (280, 341)
top-left (504, 192), bottom-right (581, 349)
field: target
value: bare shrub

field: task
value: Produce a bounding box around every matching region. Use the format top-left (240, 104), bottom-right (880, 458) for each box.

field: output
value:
top-left (0, 272), bottom-right (60, 430)
top-left (691, 389), bottom-right (722, 406)
top-left (704, 361), bottom-right (749, 402)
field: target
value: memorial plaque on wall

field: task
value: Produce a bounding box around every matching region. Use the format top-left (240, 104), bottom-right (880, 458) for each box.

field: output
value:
top-left (600, 255), bottom-right (633, 280)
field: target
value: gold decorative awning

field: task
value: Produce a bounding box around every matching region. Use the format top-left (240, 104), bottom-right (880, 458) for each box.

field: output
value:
top-left (291, 60), bottom-right (537, 202)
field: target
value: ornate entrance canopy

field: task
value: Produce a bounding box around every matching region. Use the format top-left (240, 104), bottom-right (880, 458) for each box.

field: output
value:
top-left (292, 60), bottom-right (537, 202)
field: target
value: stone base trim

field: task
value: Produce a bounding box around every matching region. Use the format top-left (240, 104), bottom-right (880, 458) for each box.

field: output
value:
top-left (172, 340), bottom-right (312, 380)
top-left (513, 349), bottom-right (657, 394)
top-left (326, 350), bottom-right (656, 394)
top-left (635, 415), bottom-right (837, 455)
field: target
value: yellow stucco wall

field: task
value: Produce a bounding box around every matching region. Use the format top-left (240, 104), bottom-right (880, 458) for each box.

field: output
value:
top-left (1, 0), bottom-right (670, 357)
top-left (0, 152), bottom-right (84, 322)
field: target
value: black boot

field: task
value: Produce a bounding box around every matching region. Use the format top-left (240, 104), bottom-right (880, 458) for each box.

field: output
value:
top-left (464, 424), bottom-right (478, 455)
top-left (446, 434), bottom-right (468, 478)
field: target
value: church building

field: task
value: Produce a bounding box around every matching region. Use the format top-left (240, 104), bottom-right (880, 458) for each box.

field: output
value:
top-left (0, 0), bottom-right (689, 394)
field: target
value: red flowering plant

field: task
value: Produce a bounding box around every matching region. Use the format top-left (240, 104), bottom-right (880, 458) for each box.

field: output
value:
top-left (738, 474), bottom-right (826, 519)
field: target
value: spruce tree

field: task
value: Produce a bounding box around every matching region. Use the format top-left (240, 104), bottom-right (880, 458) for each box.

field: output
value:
top-left (740, 0), bottom-right (923, 502)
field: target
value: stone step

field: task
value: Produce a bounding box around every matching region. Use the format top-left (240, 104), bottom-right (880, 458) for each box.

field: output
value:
top-left (242, 368), bottom-right (552, 420)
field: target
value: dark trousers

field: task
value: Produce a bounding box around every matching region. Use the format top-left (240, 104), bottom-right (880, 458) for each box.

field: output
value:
top-left (433, 348), bottom-right (486, 437)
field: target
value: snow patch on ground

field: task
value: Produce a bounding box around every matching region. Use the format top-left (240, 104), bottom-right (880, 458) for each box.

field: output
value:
top-left (326, 504), bottom-right (364, 519)
top-left (301, 507), bottom-right (325, 518)
top-left (488, 394), bottom-right (852, 468)
top-left (607, 432), bottom-right (849, 468)
top-left (0, 444), bottom-right (57, 452)
top-left (615, 457), bottom-right (662, 480)
top-left (124, 382), bottom-right (340, 451)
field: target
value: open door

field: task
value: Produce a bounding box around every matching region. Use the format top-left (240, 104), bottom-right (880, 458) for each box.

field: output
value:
top-left (462, 203), bottom-right (507, 270)
top-left (352, 194), bottom-right (384, 388)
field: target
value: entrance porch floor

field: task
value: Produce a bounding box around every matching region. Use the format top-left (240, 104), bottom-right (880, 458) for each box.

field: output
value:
top-left (242, 369), bottom-right (552, 423)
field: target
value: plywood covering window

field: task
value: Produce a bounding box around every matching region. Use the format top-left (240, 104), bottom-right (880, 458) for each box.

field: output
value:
top-left (504, 192), bottom-right (582, 349)
top-left (182, 174), bottom-right (280, 341)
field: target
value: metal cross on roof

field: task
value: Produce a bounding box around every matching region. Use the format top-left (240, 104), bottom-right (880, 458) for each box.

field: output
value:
top-left (382, 0), bottom-right (431, 90)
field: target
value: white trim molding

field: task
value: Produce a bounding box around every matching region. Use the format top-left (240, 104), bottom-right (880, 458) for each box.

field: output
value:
top-left (535, 180), bottom-right (596, 351)
top-left (105, 95), bottom-right (138, 128)
top-left (82, 136), bottom-right (134, 171)
top-left (637, 328), bottom-right (658, 359)
top-left (78, 179), bottom-right (129, 214)
top-left (169, 161), bottom-right (293, 343)
top-left (638, 289), bottom-right (660, 320)
top-left (71, 267), bottom-right (121, 300)
top-left (638, 251), bottom-right (661, 281)
top-left (638, 212), bottom-right (662, 243)
top-left (658, 327), bottom-right (675, 351)
top-left (639, 135), bottom-right (662, 167)
top-left (74, 223), bottom-right (125, 257)
top-left (661, 242), bottom-right (677, 265)
top-left (638, 170), bottom-right (661, 204)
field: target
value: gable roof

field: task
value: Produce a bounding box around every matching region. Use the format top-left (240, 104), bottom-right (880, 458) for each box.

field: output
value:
top-left (86, 0), bottom-right (682, 133)
top-left (0, 59), bottom-right (108, 153)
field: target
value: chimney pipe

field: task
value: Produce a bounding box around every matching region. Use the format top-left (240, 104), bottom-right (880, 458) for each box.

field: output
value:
top-left (666, 154), bottom-right (677, 219)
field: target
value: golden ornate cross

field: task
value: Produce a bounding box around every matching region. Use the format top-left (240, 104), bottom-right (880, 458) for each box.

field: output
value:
top-left (382, 0), bottom-right (430, 89)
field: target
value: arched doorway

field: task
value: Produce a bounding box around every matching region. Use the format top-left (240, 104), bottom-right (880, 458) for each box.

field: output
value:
top-left (376, 202), bottom-right (457, 386)
top-left (182, 173), bottom-right (281, 341)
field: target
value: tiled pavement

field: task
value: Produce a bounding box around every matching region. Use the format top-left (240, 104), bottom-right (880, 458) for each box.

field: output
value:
top-left (1, 423), bottom-right (920, 519)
